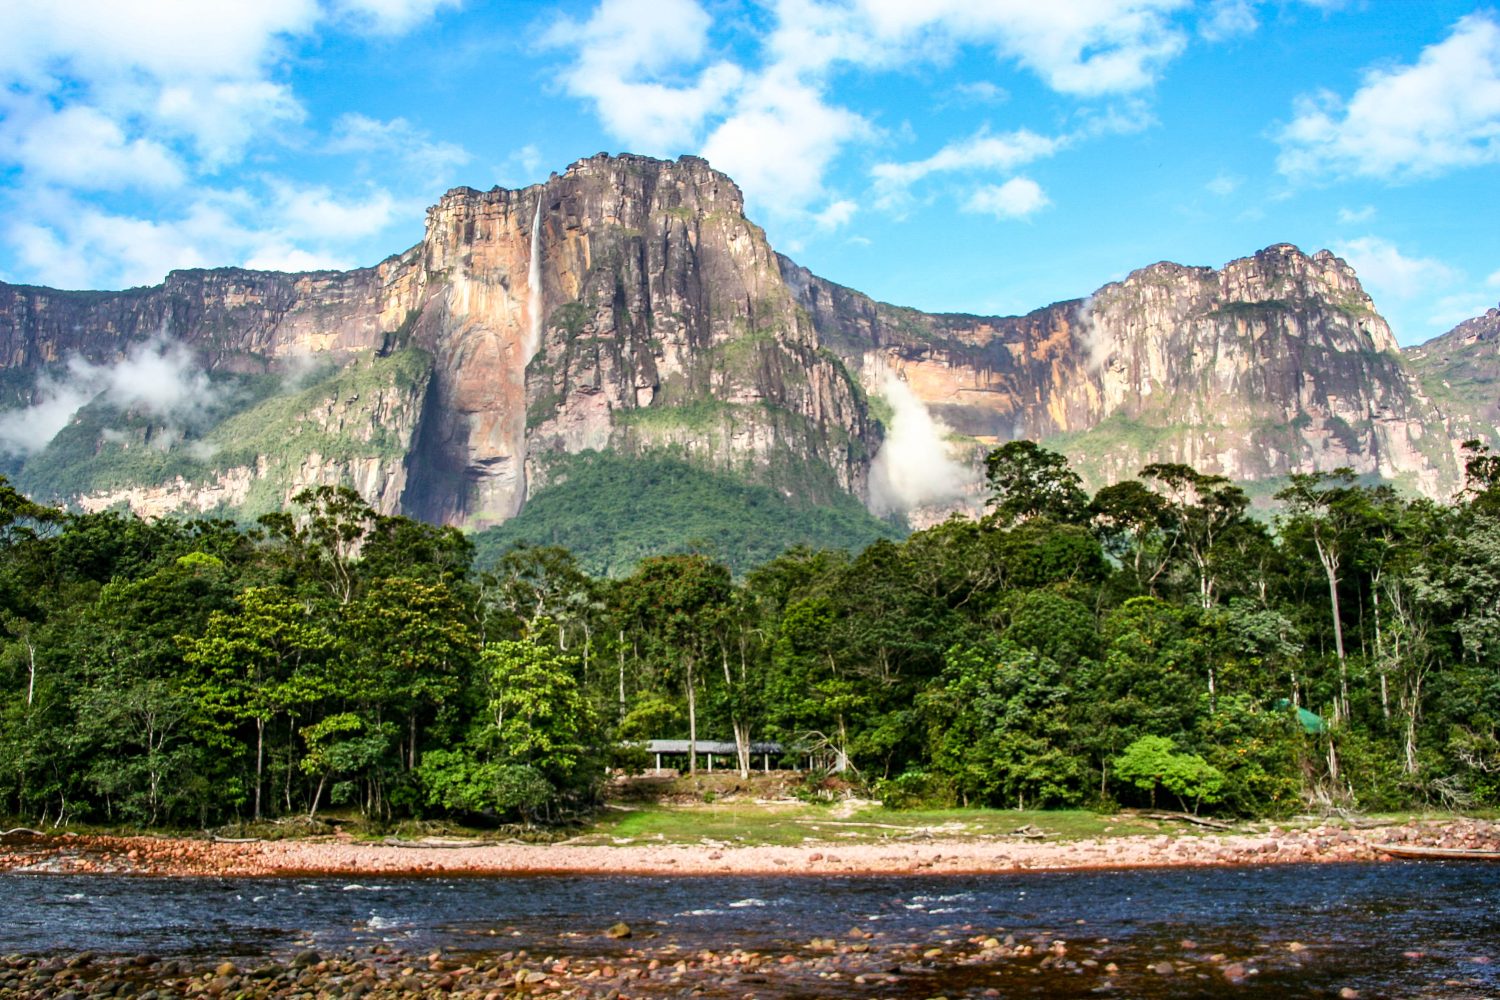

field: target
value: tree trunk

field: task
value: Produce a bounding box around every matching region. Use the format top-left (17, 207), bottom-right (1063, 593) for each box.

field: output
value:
top-left (1315, 535), bottom-right (1349, 721)
top-left (254, 717), bottom-right (265, 821)
top-left (408, 713), bottom-right (418, 770)
top-left (1404, 674), bottom-right (1423, 775)
top-left (733, 719), bottom-right (751, 779)
top-left (308, 773), bottom-right (327, 821)
top-left (285, 723), bottom-right (295, 813)
top-left (686, 659), bottom-right (697, 776)
top-left (617, 629), bottom-right (626, 721)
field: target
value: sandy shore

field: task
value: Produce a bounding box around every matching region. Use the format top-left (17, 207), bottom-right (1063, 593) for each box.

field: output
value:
top-left (3, 817), bottom-right (1497, 878)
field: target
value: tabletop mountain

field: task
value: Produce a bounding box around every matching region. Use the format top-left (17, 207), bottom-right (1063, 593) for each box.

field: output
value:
top-left (0, 153), bottom-right (1479, 551)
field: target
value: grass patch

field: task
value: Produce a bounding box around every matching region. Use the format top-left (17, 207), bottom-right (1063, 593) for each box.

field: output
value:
top-left (575, 802), bottom-right (1188, 846)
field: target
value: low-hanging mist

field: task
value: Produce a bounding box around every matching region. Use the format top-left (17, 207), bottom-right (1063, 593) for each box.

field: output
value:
top-left (0, 335), bottom-right (215, 455)
top-left (867, 371), bottom-right (977, 517)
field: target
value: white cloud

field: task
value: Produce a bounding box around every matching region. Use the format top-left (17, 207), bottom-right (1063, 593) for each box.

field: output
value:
top-left (268, 183), bottom-right (400, 242)
top-left (1278, 12), bottom-right (1500, 180)
top-left (812, 199), bottom-right (858, 230)
top-left (331, 0), bottom-right (458, 34)
top-left (0, 336), bottom-right (215, 456)
top-left (0, 2), bottom-right (319, 85)
top-left (1428, 294), bottom-right (1498, 332)
top-left (950, 81), bottom-right (1009, 105)
top-left (1200, 0), bottom-right (1258, 41)
top-left (5, 183), bottom-right (397, 290)
top-left (1206, 172), bottom-right (1239, 195)
top-left (0, 102), bottom-right (185, 192)
top-left (328, 113), bottom-right (471, 177)
top-left (873, 127), bottom-right (1061, 195)
top-left (851, 0), bottom-right (1191, 96)
top-left (545, 0), bottom-right (743, 151)
top-left (1332, 236), bottom-right (1458, 302)
top-left (964, 177), bottom-right (1050, 219)
top-left (1337, 205), bottom-right (1375, 224)
top-left (867, 370), bottom-right (977, 515)
top-left (0, 3), bottom-right (452, 290)
top-left (548, 0), bottom-right (1196, 219)
top-left (1488, 269), bottom-right (1500, 289)
top-left (701, 73), bottom-right (869, 211)
top-left (154, 80), bottom-right (305, 167)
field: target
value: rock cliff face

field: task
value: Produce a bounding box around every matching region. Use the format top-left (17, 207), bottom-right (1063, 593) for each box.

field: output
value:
top-left (0, 154), bottom-right (875, 524)
top-left (0, 153), bottom-right (1475, 526)
top-left (1407, 303), bottom-right (1500, 454)
top-left (785, 243), bottom-right (1460, 497)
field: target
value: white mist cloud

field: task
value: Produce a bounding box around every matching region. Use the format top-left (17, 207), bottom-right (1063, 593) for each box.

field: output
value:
top-left (0, 336), bottom-right (215, 456)
top-left (964, 177), bottom-right (1050, 220)
top-left (867, 370), bottom-right (976, 516)
top-left (1277, 12), bottom-right (1500, 181)
top-left (1075, 294), bottom-right (1114, 372)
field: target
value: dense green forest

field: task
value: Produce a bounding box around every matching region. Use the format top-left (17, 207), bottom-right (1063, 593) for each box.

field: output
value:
top-left (471, 451), bottom-right (904, 577)
top-left (4, 440), bottom-right (1500, 830)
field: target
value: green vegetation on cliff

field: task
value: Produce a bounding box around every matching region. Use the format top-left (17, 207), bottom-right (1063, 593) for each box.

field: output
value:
top-left (472, 450), bottom-right (904, 577)
top-left (12, 349), bottom-right (430, 515)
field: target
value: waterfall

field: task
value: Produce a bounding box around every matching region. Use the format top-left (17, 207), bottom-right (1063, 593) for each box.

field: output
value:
top-left (526, 194), bottom-right (543, 361)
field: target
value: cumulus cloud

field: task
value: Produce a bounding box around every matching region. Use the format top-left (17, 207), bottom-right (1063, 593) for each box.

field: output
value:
top-left (1488, 269), bottom-right (1500, 289)
top-left (548, 0), bottom-right (1196, 220)
top-left (328, 113), bottom-right (472, 177)
top-left (1277, 12), bottom-right (1500, 180)
top-left (1337, 205), bottom-right (1375, 224)
top-left (1332, 236), bottom-right (1458, 302)
top-left (873, 127), bottom-right (1061, 193)
top-left (545, 0), bottom-right (743, 151)
top-left (0, 102), bottom-right (185, 192)
top-left (1199, 0), bottom-right (1258, 41)
top-left (0, 336), bottom-right (215, 456)
top-left (812, 199), bottom-right (858, 230)
top-left (1205, 172), bottom-right (1239, 196)
top-left (5, 183), bottom-right (398, 289)
top-left (867, 370), bottom-right (977, 516)
top-left (331, 0), bottom-right (458, 35)
top-left (964, 177), bottom-right (1050, 220)
top-left (0, 2), bottom-right (453, 288)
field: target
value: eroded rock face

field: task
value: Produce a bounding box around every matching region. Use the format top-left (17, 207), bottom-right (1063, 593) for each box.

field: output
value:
top-left (0, 154), bottom-right (1472, 526)
top-left (785, 244), bottom-right (1460, 496)
top-left (0, 154), bottom-right (877, 525)
top-left (1407, 303), bottom-right (1500, 454)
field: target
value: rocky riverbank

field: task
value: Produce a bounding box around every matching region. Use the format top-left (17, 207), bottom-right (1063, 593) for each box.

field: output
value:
top-left (2, 817), bottom-right (1497, 878)
top-left (3, 916), bottom-right (1475, 1000)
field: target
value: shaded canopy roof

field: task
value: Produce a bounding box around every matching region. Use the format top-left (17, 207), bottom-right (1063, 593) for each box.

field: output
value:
top-left (640, 740), bottom-right (784, 754)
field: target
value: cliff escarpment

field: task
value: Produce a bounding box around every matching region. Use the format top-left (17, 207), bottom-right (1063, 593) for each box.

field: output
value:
top-left (784, 244), bottom-right (1460, 497)
top-left (0, 153), bottom-right (1475, 531)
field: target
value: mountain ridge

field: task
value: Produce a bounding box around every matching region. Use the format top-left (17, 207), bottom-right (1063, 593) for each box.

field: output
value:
top-left (0, 152), bottom-right (1487, 534)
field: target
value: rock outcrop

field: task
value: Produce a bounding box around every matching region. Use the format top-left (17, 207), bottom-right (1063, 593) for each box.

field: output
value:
top-left (1407, 303), bottom-right (1500, 454)
top-left (785, 243), bottom-right (1460, 497)
top-left (0, 153), bottom-right (1476, 526)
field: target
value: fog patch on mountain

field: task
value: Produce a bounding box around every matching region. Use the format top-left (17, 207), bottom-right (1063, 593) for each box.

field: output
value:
top-left (867, 370), bottom-right (977, 516)
top-left (0, 336), bottom-right (215, 455)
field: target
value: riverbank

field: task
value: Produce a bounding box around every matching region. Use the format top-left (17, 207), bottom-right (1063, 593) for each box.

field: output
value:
top-left (7, 862), bottom-right (1500, 999)
top-left (3, 815), bottom-right (1497, 878)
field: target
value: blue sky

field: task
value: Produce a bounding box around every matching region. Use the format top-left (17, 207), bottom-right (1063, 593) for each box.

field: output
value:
top-left (1, 1), bottom-right (1497, 346)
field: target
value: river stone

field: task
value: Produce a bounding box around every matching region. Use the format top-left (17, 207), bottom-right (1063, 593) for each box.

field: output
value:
top-left (293, 949), bottom-right (321, 968)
